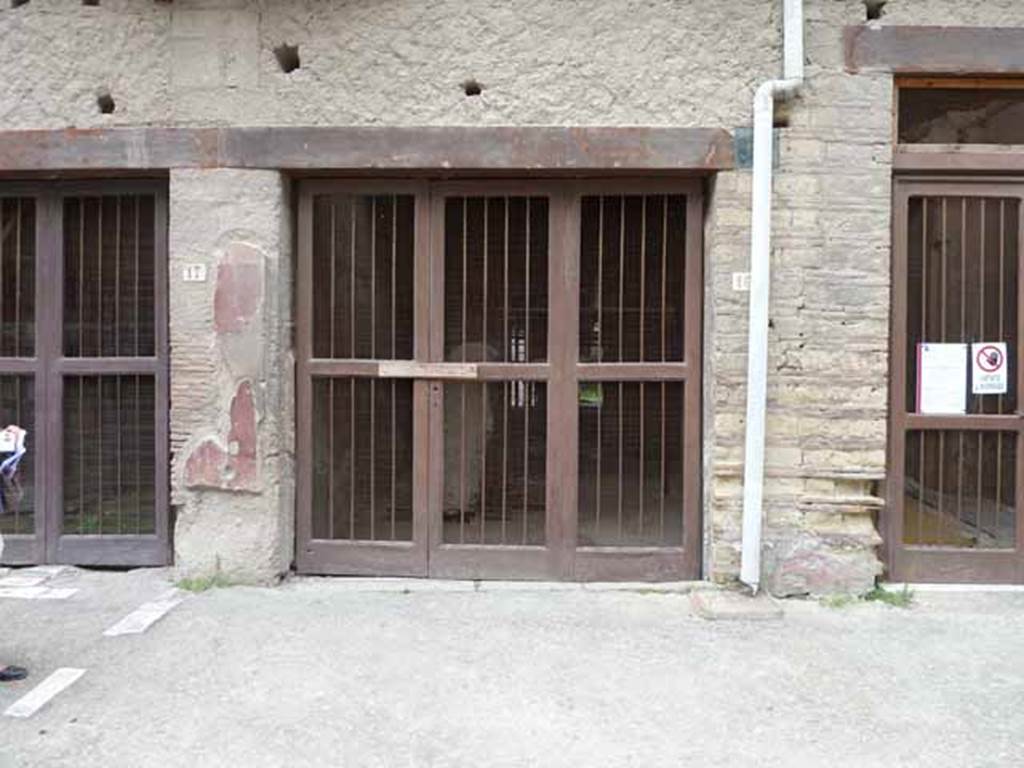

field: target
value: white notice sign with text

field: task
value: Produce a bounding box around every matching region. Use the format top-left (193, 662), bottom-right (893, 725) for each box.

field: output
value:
top-left (917, 343), bottom-right (967, 414)
top-left (971, 342), bottom-right (1008, 395)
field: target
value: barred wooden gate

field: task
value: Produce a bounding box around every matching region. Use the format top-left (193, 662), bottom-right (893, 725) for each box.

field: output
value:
top-left (889, 178), bottom-right (1024, 583)
top-left (0, 181), bottom-right (169, 566)
top-left (296, 180), bottom-right (702, 580)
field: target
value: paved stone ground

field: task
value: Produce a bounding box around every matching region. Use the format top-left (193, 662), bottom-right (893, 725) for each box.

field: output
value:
top-left (1, 569), bottom-right (1023, 768)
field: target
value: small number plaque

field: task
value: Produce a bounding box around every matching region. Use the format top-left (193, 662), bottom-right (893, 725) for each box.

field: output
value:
top-left (182, 264), bottom-right (208, 283)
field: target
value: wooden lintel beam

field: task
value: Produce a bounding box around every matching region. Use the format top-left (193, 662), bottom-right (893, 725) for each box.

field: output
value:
top-left (0, 126), bottom-right (734, 173)
top-left (845, 25), bottom-right (1024, 75)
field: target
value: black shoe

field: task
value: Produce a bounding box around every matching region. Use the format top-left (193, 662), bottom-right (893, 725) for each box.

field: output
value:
top-left (0, 665), bottom-right (28, 682)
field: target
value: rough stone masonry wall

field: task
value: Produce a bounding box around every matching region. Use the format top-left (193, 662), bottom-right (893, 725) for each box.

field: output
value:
top-left (5, 0), bottom-right (1024, 587)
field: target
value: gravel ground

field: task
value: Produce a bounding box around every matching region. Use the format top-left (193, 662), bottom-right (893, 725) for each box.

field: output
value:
top-left (1, 569), bottom-right (1023, 768)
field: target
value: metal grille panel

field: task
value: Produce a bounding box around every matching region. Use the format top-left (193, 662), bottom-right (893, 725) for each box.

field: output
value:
top-left (444, 196), bottom-right (548, 363)
top-left (62, 375), bottom-right (156, 535)
top-left (904, 429), bottom-right (1016, 548)
top-left (0, 198), bottom-right (35, 358)
top-left (311, 194), bottom-right (415, 361)
top-left (311, 377), bottom-right (414, 542)
top-left (442, 381), bottom-right (546, 546)
top-left (63, 195), bottom-right (156, 358)
top-left (577, 381), bottom-right (685, 547)
top-left (906, 196), bottom-right (1019, 414)
top-left (0, 376), bottom-right (34, 536)
top-left (579, 195), bottom-right (687, 363)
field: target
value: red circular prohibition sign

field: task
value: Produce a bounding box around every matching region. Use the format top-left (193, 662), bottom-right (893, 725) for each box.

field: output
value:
top-left (976, 345), bottom-right (1004, 373)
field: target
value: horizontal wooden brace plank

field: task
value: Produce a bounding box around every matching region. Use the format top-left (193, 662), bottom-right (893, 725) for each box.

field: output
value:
top-left (576, 363), bottom-right (689, 381)
top-left (895, 146), bottom-right (1024, 173)
top-left (845, 25), bottom-right (1024, 74)
top-left (55, 357), bottom-right (161, 375)
top-left (901, 414), bottom-right (1022, 432)
top-left (0, 126), bottom-right (735, 173)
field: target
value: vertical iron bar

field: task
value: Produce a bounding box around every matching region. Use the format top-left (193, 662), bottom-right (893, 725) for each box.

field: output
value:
top-left (502, 380), bottom-right (508, 544)
top-left (525, 197), bottom-right (531, 362)
top-left (115, 198), bottom-right (121, 356)
top-left (350, 201), bottom-right (356, 358)
top-left (370, 378), bottom-right (376, 540)
top-left (391, 197), bottom-right (398, 540)
top-left (995, 201), bottom-right (1006, 539)
top-left (459, 383), bottom-right (466, 543)
top-left (522, 382), bottom-right (529, 545)
top-left (13, 199), bottom-right (19, 357)
top-left (134, 197), bottom-right (140, 357)
top-left (504, 198), bottom-right (509, 362)
top-left (660, 381), bottom-right (666, 541)
top-left (596, 199), bottom-right (604, 533)
top-left (640, 195), bottom-right (646, 361)
top-left (661, 195), bottom-right (668, 362)
top-left (371, 196), bottom-right (377, 360)
top-left (80, 198), bottom-right (85, 356)
top-left (134, 375), bottom-right (141, 533)
top-left (597, 197), bottom-right (604, 361)
top-left (116, 374), bottom-right (122, 534)
top-left (618, 197), bottom-right (625, 541)
top-left (617, 381), bottom-right (623, 541)
top-left (639, 381), bottom-right (645, 538)
top-left (97, 198), bottom-right (103, 356)
top-left (330, 201), bottom-right (337, 357)
top-left (328, 378), bottom-right (335, 540)
top-left (523, 199), bottom-right (531, 541)
top-left (460, 199), bottom-right (468, 543)
top-left (349, 378), bottom-right (355, 540)
top-left (618, 196), bottom-right (625, 362)
top-left (918, 197), bottom-right (928, 547)
top-left (79, 377), bottom-right (84, 534)
top-left (480, 199), bottom-right (489, 543)
top-left (480, 383), bottom-right (487, 543)
top-left (462, 198), bottom-right (468, 360)
top-left (115, 199), bottom-right (122, 532)
top-left (97, 377), bottom-right (103, 534)
top-left (958, 199), bottom-right (966, 528)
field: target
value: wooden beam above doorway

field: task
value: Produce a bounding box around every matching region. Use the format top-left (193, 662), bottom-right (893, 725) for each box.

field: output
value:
top-left (845, 25), bottom-right (1024, 75)
top-left (0, 126), bottom-right (735, 174)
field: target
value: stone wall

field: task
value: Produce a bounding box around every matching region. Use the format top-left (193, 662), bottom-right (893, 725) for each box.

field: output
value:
top-left (5, 0), bottom-right (1024, 589)
top-left (168, 169), bottom-right (293, 583)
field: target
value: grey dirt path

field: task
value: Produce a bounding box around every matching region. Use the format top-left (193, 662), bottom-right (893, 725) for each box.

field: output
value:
top-left (2, 571), bottom-right (1024, 768)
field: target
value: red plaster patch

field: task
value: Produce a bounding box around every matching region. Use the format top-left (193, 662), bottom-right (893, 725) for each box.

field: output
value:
top-left (184, 381), bottom-right (260, 491)
top-left (214, 243), bottom-right (263, 334)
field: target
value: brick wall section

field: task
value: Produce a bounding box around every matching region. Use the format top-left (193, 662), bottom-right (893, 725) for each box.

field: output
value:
top-left (168, 169), bottom-right (294, 583)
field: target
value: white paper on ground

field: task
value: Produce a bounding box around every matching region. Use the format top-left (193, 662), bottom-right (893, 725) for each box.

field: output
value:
top-left (0, 575), bottom-right (48, 588)
top-left (3, 668), bottom-right (86, 718)
top-left (34, 588), bottom-right (78, 600)
top-left (0, 586), bottom-right (50, 599)
top-left (917, 343), bottom-right (967, 414)
top-left (103, 589), bottom-right (185, 636)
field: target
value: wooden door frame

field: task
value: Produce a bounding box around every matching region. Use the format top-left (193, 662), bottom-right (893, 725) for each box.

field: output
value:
top-left (0, 179), bottom-right (170, 566)
top-left (295, 177), bottom-right (704, 581)
top-left (888, 176), bottom-right (1024, 583)
top-left (294, 179), bottom-right (432, 576)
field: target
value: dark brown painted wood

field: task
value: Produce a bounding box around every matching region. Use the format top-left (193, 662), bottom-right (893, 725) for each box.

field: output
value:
top-left (846, 25), bottom-right (1024, 75)
top-left (0, 180), bottom-right (169, 567)
top-left (895, 147), bottom-right (1024, 173)
top-left (889, 178), bottom-right (1024, 584)
top-left (0, 127), bottom-right (735, 174)
top-left (296, 178), bottom-right (704, 581)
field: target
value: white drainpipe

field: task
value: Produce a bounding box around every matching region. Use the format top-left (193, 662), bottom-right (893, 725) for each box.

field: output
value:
top-left (740, 0), bottom-right (805, 592)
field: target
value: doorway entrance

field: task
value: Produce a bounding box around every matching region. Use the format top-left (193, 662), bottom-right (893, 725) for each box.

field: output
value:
top-left (889, 178), bottom-right (1024, 582)
top-left (295, 180), bottom-right (703, 580)
top-left (0, 181), bottom-right (169, 566)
